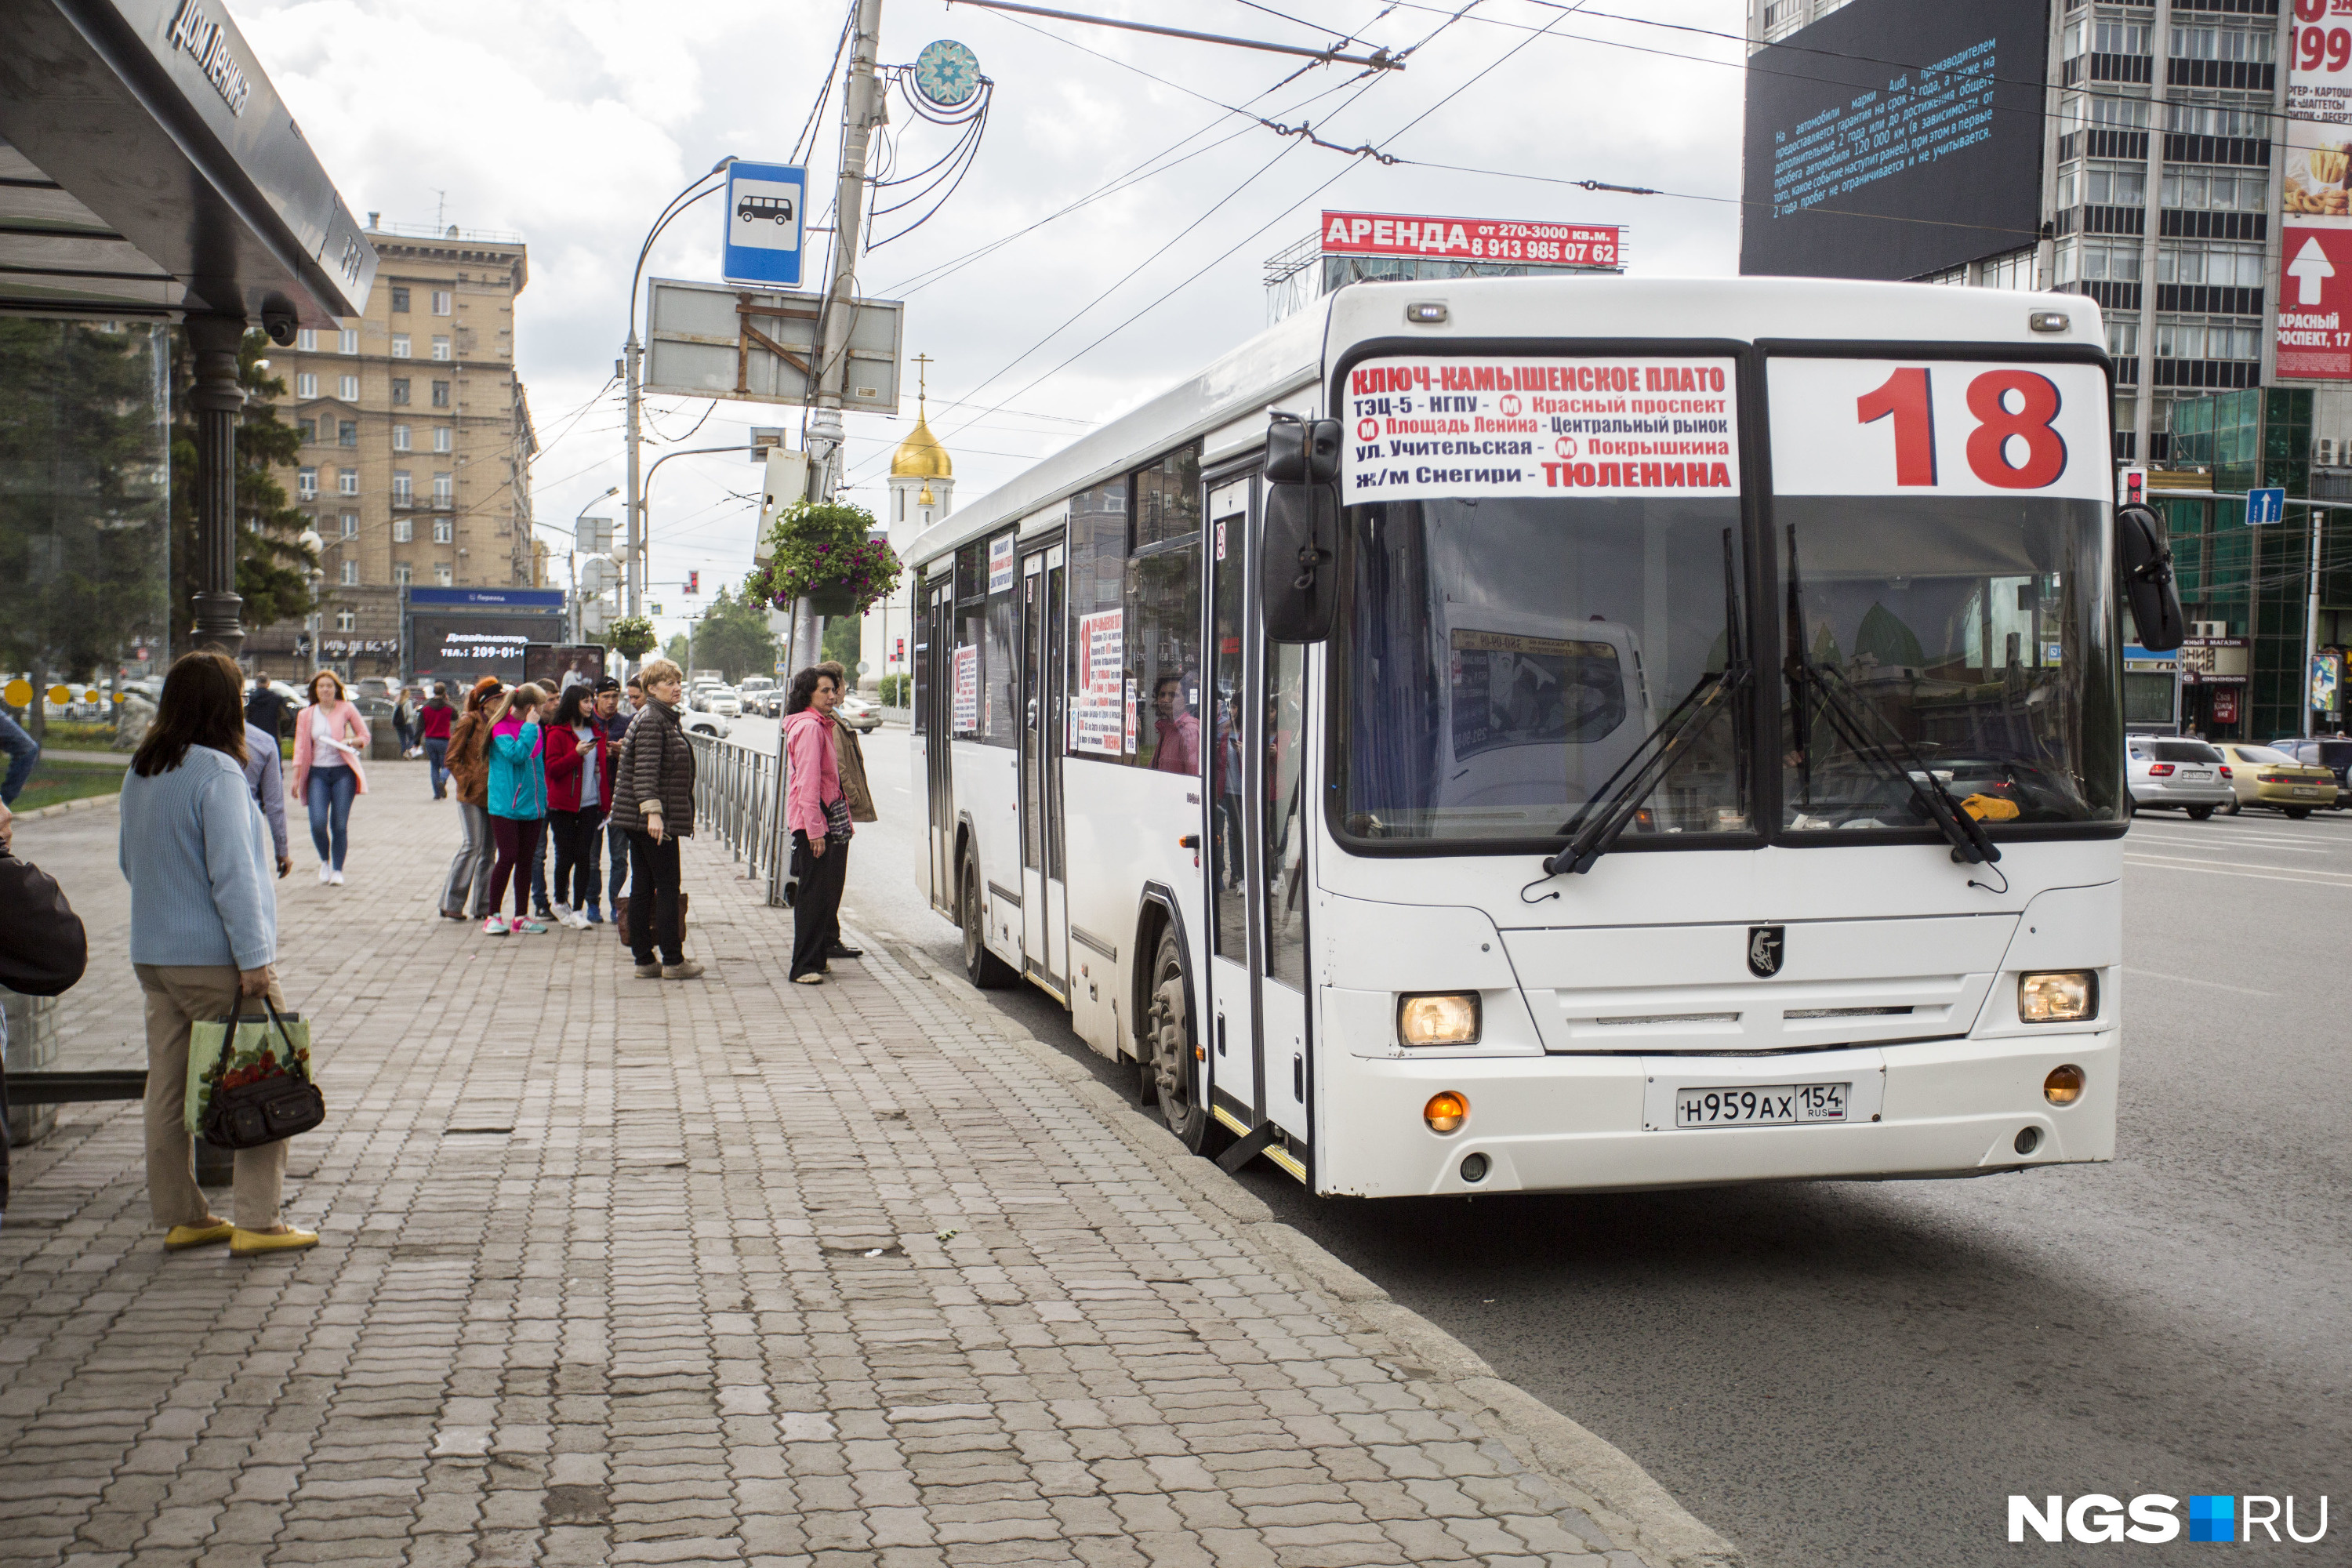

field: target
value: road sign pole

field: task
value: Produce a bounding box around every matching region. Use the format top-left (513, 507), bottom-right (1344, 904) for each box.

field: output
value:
top-left (626, 331), bottom-right (644, 619)
top-left (2305, 501), bottom-right (2325, 739)
top-left (810, 0), bottom-right (886, 510)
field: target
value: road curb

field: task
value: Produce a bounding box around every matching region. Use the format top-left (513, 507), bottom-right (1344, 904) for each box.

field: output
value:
top-left (862, 926), bottom-right (1745, 1568)
top-left (13, 790), bottom-right (122, 822)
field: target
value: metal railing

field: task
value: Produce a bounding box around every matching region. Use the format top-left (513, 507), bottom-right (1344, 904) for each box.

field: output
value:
top-left (686, 732), bottom-right (791, 905)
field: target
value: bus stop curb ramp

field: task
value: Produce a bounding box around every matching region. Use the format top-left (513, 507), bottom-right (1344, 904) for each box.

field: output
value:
top-left (873, 930), bottom-right (1746, 1568)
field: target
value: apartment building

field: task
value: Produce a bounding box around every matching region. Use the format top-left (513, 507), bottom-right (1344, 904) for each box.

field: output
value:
top-left (1746, 0), bottom-right (2286, 466)
top-left (249, 222), bottom-right (537, 681)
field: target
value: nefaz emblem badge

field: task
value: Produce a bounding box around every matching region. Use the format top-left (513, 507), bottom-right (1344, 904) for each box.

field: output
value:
top-left (1747, 925), bottom-right (1785, 978)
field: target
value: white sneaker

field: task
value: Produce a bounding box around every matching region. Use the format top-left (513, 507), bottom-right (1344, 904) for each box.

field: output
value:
top-left (482, 916), bottom-right (510, 935)
top-left (568, 909), bottom-right (592, 930)
top-left (328, 869), bottom-right (345, 886)
top-left (317, 864), bottom-right (332, 884)
top-left (551, 902), bottom-right (572, 924)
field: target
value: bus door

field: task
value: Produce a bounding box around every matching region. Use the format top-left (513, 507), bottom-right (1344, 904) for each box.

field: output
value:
top-left (1018, 543), bottom-right (1069, 992)
top-left (1205, 481), bottom-right (1264, 1130)
top-left (1257, 611), bottom-right (1311, 1145)
top-left (924, 575), bottom-right (956, 913)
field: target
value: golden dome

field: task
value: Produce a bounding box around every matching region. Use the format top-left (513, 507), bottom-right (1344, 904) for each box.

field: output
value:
top-left (891, 405), bottom-right (952, 479)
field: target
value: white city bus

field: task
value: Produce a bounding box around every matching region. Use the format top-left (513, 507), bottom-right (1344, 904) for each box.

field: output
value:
top-left (904, 275), bottom-right (2182, 1197)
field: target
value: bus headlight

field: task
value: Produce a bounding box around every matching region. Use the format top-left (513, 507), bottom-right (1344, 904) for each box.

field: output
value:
top-left (2019, 971), bottom-right (2096, 1022)
top-left (1399, 992), bottom-right (1480, 1046)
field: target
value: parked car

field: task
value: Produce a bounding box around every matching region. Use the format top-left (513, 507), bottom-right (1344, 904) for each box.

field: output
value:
top-left (2209, 742), bottom-right (2336, 818)
top-left (2126, 737), bottom-right (2234, 818)
top-left (2266, 736), bottom-right (2352, 807)
top-left (835, 692), bottom-right (881, 734)
top-left (678, 708), bottom-right (731, 740)
top-left (706, 687), bottom-right (742, 718)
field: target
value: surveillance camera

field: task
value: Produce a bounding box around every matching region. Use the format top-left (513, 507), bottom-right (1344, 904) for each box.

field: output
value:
top-left (260, 298), bottom-right (299, 347)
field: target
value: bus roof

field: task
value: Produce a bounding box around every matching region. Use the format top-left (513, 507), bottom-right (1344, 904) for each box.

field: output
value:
top-left (905, 274), bottom-right (2107, 568)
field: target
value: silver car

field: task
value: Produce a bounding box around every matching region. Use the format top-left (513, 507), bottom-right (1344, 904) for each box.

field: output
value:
top-left (2127, 736), bottom-right (2234, 818)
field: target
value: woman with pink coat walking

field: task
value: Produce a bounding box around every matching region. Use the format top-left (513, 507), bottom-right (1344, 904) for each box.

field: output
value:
top-left (289, 670), bottom-right (369, 885)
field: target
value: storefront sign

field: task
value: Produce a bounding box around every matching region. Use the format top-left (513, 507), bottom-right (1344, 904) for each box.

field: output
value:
top-left (1319, 210), bottom-right (1621, 267)
top-left (2212, 687), bottom-right (2241, 726)
top-left (1343, 357), bottom-right (1737, 504)
top-left (165, 0), bottom-right (252, 116)
top-left (2311, 649), bottom-right (2343, 712)
top-left (2180, 637), bottom-right (2251, 684)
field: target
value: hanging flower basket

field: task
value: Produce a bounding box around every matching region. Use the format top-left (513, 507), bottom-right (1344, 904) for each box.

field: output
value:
top-left (744, 499), bottom-right (902, 619)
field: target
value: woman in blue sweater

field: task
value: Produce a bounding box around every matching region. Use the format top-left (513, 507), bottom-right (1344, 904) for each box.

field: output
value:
top-left (482, 682), bottom-right (550, 935)
top-left (119, 652), bottom-right (316, 1257)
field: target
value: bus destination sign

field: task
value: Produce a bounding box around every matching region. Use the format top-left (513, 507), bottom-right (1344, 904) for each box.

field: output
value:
top-left (1319, 210), bottom-right (1620, 267)
top-left (1341, 356), bottom-right (1739, 505)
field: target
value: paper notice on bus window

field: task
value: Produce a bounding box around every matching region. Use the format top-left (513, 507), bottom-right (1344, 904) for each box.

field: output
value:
top-left (1341, 356), bottom-right (1739, 505)
top-left (988, 535), bottom-right (1015, 593)
top-left (1124, 680), bottom-right (1139, 755)
top-left (1767, 358), bottom-right (2108, 499)
top-left (1071, 609), bottom-right (1123, 755)
top-left (952, 645), bottom-right (978, 734)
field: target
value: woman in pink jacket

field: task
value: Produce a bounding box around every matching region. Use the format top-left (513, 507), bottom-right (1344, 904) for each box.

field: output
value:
top-left (782, 666), bottom-right (851, 985)
top-left (289, 671), bottom-right (369, 885)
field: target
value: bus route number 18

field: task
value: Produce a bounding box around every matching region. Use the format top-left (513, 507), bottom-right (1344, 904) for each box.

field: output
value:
top-left (1856, 366), bottom-right (2067, 491)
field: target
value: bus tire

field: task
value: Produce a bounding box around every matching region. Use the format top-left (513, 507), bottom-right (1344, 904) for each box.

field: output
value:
top-left (1147, 924), bottom-right (1213, 1152)
top-left (960, 851), bottom-right (1017, 989)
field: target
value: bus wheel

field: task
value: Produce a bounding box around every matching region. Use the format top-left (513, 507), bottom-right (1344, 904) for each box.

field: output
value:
top-left (1148, 927), bottom-right (1211, 1152)
top-left (960, 853), bottom-right (1015, 989)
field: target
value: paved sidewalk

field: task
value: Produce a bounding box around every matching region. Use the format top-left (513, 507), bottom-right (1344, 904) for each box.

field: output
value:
top-left (2, 766), bottom-right (1719, 1568)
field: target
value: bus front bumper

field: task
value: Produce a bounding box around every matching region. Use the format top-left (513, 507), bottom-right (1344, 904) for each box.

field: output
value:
top-left (1315, 1033), bottom-right (2118, 1197)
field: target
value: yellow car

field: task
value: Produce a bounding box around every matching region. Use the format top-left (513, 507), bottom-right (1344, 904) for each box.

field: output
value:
top-left (2211, 743), bottom-right (2338, 818)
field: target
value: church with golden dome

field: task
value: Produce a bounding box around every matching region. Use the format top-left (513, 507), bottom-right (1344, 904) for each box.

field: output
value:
top-left (869, 359), bottom-right (955, 693)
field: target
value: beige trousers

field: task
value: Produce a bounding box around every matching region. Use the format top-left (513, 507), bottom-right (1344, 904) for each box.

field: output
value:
top-left (135, 964), bottom-right (288, 1231)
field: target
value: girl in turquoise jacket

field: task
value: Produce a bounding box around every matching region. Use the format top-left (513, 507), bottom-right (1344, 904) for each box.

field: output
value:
top-left (481, 683), bottom-right (549, 933)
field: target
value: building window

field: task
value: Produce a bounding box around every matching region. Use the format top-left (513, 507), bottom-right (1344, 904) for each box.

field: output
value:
top-left (296, 372), bottom-right (318, 399)
top-left (431, 336), bottom-right (451, 361)
top-left (391, 286), bottom-right (410, 313)
top-left (2163, 165), bottom-right (2267, 212)
top-left (433, 516), bottom-right (453, 543)
top-left (393, 517), bottom-right (412, 543)
top-left (2109, 318), bottom-right (2140, 356)
top-left (394, 564), bottom-right (412, 587)
top-left (2068, 93), bottom-right (2153, 133)
top-left (298, 417), bottom-right (316, 444)
top-left (339, 328), bottom-right (359, 354)
top-left (2063, 161), bottom-right (2146, 208)
top-left (391, 378), bottom-right (410, 405)
top-left (431, 381), bottom-right (450, 408)
top-left (297, 328), bottom-right (318, 352)
top-left (434, 561), bottom-right (453, 586)
top-left (2170, 25), bottom-right (2274, 63)
top-left (392, 424), bottom-right (411, 452)
top-left (393, 470), bottom-right (413, 505)
top-left (433, 426), bottom-right (452, 453)
top-left (334, 374), bottom-right (355, 401)
top-left (2154, 317), bottom-right (2261, 360)
top-left (2167, 100), bottom-right (2267, 138)
top-left (433, 473), bottom-right (454, 506)
top-left (2055, 237), bottom-right (2144, 283)
top-left (297, 466), bottom-right (318, 500)
top-left (336, 608), bottom-right (356, 632)
top-left (334, 468), bottom-right (354, 497)
top-left (432, 290), bottom-right (452, 315)
top-left (339, 511), bottom-right (358, 538)
top-left (391, 333), bottom-right (411, 358)
top-left (338, 419), bottom-right (358, 447)
top-left (340, 560), bottom-right (359, 586)
top-left (2157, 241), bottom-right (2266, 287)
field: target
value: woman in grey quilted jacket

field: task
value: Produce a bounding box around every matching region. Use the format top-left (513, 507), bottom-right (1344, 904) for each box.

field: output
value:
top-left (610, 659), bottom-right (700, 980)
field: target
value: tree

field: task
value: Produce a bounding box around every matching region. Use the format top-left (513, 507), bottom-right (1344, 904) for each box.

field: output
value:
top-left (821, 614), bottom-right (860, 671)
top-left (0, 318), bottom-right (172, 735)
top-left (691, 586), bottom-right (781, 683)
top-left (663, 633), bottom-right (691, 667)
top-left (167, 328), bottom-right (316, 643)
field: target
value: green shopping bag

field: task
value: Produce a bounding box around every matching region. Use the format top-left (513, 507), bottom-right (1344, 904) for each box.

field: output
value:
top-left (184, 1007), bottom-right (312, 1135)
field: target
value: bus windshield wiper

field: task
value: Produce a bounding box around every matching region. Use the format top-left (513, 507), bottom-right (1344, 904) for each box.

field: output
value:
top-left (1784, 524), bottom-right (2000, 868)
top-left (1544, 529), bottom-right (1750, 877)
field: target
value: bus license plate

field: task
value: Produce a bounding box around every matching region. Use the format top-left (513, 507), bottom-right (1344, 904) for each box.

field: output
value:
top-left (1674, 1083), bottom-right (1850, 1127)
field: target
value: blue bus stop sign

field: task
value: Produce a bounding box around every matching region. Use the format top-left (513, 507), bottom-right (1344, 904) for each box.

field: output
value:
top-left (721, 161), bottom-right (806, 288)
top-left (2247, 486), bottom-right (2285, 524)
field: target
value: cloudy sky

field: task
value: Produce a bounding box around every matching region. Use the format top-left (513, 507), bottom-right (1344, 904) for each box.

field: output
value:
top-left (237, 0), bottom-right (1748, 640)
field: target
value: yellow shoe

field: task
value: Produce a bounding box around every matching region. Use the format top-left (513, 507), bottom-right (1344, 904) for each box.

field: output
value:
top-left (164, 1221), bottom-right (233, 1251)
top-left (230, 1225), bottom-right (319, 1257)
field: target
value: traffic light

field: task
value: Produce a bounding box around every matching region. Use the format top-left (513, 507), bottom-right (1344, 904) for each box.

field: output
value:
top-left (686, 571), bottom-right (700, 595)
top-left (894, 637), bottom-right (905, 660)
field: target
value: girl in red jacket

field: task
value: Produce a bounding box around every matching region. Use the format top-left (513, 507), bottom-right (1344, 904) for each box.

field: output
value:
top-left (541, 684), bottom-right (614, 931)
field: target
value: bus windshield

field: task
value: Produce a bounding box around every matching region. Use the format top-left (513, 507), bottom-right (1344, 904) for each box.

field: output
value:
top-left (1335, 495), bottom-right (1748, 842)
top-left (1780, 495), bottom-right (2122, 828)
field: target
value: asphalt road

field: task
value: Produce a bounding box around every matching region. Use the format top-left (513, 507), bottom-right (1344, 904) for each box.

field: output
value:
top-left (813, 724), bottom-right (2349, 1566)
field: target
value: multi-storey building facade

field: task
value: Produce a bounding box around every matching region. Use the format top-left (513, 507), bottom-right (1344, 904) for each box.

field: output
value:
top-left (249, 222), bottom-right (537, 681)
top-left (1748, 0), bottom-right (2288, 466)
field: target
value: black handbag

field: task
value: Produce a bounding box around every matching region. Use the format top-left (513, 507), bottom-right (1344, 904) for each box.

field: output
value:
top-left (200, 998), bottom-right (325, 1150)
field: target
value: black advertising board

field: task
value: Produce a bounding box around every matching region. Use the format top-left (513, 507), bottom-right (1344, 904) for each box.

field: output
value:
top-left (1740, 0), bottom-right (2048, 281)
top-left (409, 613), bottom-right (564, 683)
top-left (524, 644), bottom-right (608, 691)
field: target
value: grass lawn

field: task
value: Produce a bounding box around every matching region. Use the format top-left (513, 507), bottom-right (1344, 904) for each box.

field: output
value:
top-left (11, 759), bottom-right (126, 814)
top-left (31, 720), bottom-right (123, 750)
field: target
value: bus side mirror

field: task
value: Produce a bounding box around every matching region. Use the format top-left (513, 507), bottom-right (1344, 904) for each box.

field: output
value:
top-left (1266, 416), bottom-right (1341, 485)
top-left (2116, 503), bottom-right (2184, 652)
top-left (1263, 480), bottom-right (1338, 643)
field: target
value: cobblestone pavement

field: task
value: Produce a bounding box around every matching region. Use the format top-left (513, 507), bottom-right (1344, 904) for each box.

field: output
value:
top-left (2, 767), bottom-right (1708, 1568)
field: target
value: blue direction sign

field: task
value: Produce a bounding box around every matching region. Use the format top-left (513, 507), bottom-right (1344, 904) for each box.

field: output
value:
top-left (721, 161), bottom-right (806, 288)
top-left (2247, 486), bottom-right (2285, 525)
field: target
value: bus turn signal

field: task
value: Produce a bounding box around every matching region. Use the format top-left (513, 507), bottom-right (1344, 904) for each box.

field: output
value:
top-left (1423, 1092), bottom-right (1468, 1134)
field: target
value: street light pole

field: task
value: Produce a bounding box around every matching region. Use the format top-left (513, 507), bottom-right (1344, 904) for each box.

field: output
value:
top-left (626, 157), bottom-right (739, 619)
